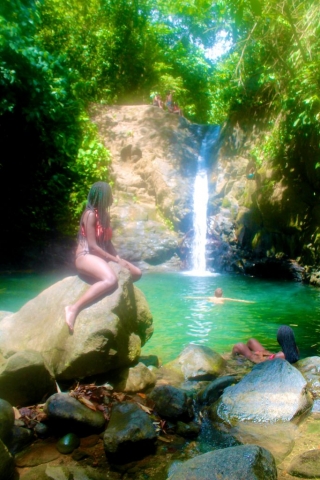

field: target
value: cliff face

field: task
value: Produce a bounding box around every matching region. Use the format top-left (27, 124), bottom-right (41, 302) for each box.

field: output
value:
top-left (90, 105), bottom-right (201, 267)
top-left (90, 104), bottom-right (319, 282)
top-left (208, 111), bottom-right (316, 282)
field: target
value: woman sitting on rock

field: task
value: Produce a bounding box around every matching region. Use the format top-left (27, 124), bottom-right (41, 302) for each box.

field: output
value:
top-left (65, 182), bottom-right (141, 333)
top-left (232, 325), bottom-right (299, 364)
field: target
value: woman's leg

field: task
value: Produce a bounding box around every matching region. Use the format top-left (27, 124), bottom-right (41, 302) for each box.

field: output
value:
top-left (247, 338), bottom-right (271, 354)
top-left (65, 255), bottom-right (118, 333)
top-left (232, 343), bottom-right (261, 362)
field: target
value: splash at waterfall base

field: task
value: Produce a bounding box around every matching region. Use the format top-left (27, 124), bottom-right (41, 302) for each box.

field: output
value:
top-left (19, 104), bottom-right (318, 284)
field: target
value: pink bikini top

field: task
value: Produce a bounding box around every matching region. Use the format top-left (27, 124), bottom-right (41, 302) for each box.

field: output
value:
top-left (81, 210), bottom-right (112, 242)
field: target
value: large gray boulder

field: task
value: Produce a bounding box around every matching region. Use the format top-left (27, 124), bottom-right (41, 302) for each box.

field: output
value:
top-left (212, 359), bottom-right (313, 424)
top-left (167, 444), bottom-right (277, 480)
top-left (0, 265), bottom-right (153, 380)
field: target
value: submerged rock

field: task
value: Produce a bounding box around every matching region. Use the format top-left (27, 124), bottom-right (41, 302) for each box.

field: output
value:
top-left (18, 463), bottom-right (108, 480)
top-left (103, 401), bottom-right (157, 463)
top-left (212, 359), bottom-right (313, 424)
top-left (167, 444), bottom-right (277, 480)
top-left (0, 266), bottom-right (153, 381)
top-left (288, 449), bottom-right (320, 478)
top-left (230, 421), bottom-right (297, 464)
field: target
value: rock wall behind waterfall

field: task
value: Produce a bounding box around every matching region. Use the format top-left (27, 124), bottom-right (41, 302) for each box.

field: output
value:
top-left (90, 105), bottom-right (200, 267)
top-left (90, 104), bottom-right (318, 282)
top-left (206, 112), bottom-right (316, 282)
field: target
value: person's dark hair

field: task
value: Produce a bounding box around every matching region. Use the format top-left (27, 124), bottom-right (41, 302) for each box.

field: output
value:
top-left (79, 182), bottom-right (112, 246)
top-left (277, 325), bottom-right (299, 363)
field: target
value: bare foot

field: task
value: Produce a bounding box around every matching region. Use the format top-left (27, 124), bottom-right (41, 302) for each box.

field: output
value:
top-left (65, 306), bottom-right (76, 334)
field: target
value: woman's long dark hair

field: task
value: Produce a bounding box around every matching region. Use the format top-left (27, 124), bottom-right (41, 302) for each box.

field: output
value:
top-left (78, 182), bottom-right (112, 247)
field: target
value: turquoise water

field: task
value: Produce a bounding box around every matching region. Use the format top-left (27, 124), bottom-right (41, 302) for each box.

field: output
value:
top-left (0, 271), bottom-right (320, 363)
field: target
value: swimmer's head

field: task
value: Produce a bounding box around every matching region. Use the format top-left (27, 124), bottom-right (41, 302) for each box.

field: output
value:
top-left (214, 288), bottom-right (223, 298)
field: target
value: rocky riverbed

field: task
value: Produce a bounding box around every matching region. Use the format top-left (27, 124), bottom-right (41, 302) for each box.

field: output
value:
top-left (1, 272), bottom-right (320, 479)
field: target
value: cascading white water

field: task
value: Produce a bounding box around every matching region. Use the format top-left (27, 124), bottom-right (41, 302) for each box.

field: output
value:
top-left (191, 167), bottom-right (208, 272)
top-left (190, 126), bottom-right (220, 273)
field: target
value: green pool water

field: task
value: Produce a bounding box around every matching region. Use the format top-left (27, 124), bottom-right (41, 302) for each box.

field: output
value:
top-left (0, 271), bottom-right (319, 363)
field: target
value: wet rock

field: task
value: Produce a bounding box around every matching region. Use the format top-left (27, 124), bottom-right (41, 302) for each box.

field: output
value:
top-left (109, 362), bottom-right (156, 393)
top-left (0, 267), bottom-right (153, 381)
top-left (7, 425), bottom-right (35, 455)
top-left (212, 359), bottom-right (313, 424)
top-left (0, 438), bottom-right (14, 480)
top-left (288, 449), bottom-right (320, 478)
top-left (0, 350), bottom-right (56, 407)
top-left (103, 401), bottom-right (157, 463)
top-left (297, 356), bottom-right (320, 399)
top-left (164, 345), bottom-right (226, 382)
top-left (167, 444), bottom-right (277, 480)
top-left (0, 398), bottom-right (14, 444)
top-left (56, 432), bottom-right (80, 454)
top-left (197, 375), bottom-right (239, 405)
top-left (148, 385), bottom-right (194, 421)
top-left (44, 393), bottom-right (105, 434)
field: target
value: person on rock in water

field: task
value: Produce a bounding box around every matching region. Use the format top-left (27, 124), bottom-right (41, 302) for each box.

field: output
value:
top-left (65, 182), bottom-right (141, 333)
top-left (232, 325), bottom-right (299, 364)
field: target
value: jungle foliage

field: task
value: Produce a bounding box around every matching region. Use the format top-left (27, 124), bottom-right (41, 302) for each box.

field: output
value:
top-left (0, 0), bottom-right (319, 266)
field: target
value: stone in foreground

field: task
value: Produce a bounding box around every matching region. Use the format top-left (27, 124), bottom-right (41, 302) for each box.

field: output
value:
top-left (167, 444), bottom-right (277, 480)
top-left (44, 393), bottom-right (105, 434)
top-left (103, 401), bottom-right (157, 463)
top-left (212, 359), bottom-right (312, 424)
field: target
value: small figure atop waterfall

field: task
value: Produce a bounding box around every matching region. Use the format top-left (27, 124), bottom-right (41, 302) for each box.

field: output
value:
top-left (65, 182), bottom-right (141, 333)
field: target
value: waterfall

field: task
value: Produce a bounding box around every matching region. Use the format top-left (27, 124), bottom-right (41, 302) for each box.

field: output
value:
top-left (191, 126), bottom-right (220, 273)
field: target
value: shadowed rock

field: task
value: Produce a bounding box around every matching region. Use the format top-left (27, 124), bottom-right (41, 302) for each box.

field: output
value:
top-left (103, 401), bottom-right (157, 463)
